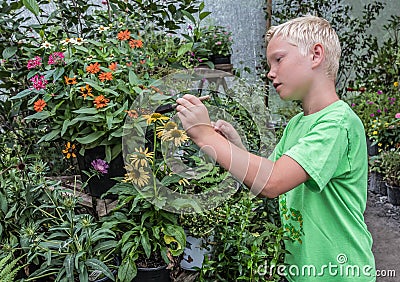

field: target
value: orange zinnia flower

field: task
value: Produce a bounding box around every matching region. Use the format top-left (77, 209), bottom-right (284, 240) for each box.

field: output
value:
top-left (108, 62), bottom-right (117, 71)
top-left (129, 39), bottom-right (143, 48)
top-left (140, 60), bottom-right (146, 64)
top-left (117, 29), bottom-right (131, 40)
top-left (98, 72), bottom-right (113, 82)
top-left (86, 62), bottom-right (101, 74)
top-left (80, 84), bottom-right (93, 99)
top-left (64, 76), bottom-right (77, 85)
top-left (93, 95), bottom-right (110, 109)
top-left (33, 99), bottom-right (46, 112)
top-left (125, 110), bottom-right (139, 118)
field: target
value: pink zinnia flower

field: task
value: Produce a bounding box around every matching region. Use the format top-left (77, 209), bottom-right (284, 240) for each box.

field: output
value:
top-left (27, 56), bottom-right (42, 69)
top-left (91, 159), bottom-right (109, 174)
top-left (215, 41), bottom-right (222, 45)
top-left (48, 52), bottom-right (65, 65)
top-left (370, 114), bottom-right (375, 117)
top-left (30, 74), bottom-right (48, 90)
top-left (395, 113), bottom-right (400, 119)
top-left (377, 90), bottom-right (383, 95)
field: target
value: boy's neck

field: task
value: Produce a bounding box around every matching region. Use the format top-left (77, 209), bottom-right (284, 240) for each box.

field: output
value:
top-left (301, 79), bottom-right (339, 116)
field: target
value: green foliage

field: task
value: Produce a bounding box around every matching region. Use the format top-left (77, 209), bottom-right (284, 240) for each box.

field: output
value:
top-left (199, 192), bottom-right (285, 282)
top-left (0, 252), bottom-right (25, 281)
top-left (380, 148), bottom-right (400, 187)
top-left (102, 184), bottom-right (186, 282)
top-left (265, 0), bottom-right (385, 97)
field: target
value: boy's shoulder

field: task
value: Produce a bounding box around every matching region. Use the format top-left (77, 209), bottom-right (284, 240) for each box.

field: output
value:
top-left (288, 100), bottom-right (360, 126)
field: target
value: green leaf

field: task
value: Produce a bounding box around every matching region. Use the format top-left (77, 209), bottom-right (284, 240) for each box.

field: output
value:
top-left (61, 120), bottom-right (70, 136)
top-left (38, 128), bottom-right (61, 142)
top-left (105, 145), bottom-right (112, 163)
top-left (22, 0), bottom-right (40, 16)
top-left (103, 88), bottom-right (120, 96)
top-left (11, 89), bottom-right (33, 99)
top-left (24, 111), bottom-right (51, 121)
top-left (73, 108), bottom-right (98, 114)
top-left (85, 259), bottom-right (115, 281)
top-left (64, 254), bottom-right (75, 281)
top-left (2, 46), bottom-right (18, 60)
top-left (106, 113), bottom-right (113, 130)
top-left (177, 42), bottom-right (193, 57)
top-left (82, 78), bottom-right (103, 91)
top-left (118, 258), bottom-right (137, 282)
top-left (199, 11), bottom-right (212, 21)
top-left (141, 231), bottom-right (151, 258)
top-left (76, 131), bottom-right (106, 144)
top-left (74, 45), bottom-right (88, 53)
top-left (53, 67), bottom-right (65, 81)
top-left (128, 70), bottom-right (139, 86)
top-left (181, 10), bottom-right (196, 24)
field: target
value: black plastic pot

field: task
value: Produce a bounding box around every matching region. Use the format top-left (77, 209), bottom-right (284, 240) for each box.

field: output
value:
top-left (209, 54), bottom-right (231, 65)
top-left (386, 183), bottom-right (400, 206)
top-left (368, 172), bottom-right (386, 195)
top-left (77, 146), bottom-right (125, 199)
top-left (133, 265), bottom-right (170, 282)
top-left (366, 137), bottom-right (378, 156)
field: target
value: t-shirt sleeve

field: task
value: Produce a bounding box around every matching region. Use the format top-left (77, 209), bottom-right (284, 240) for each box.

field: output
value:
top-left (283, 121), bottom-right (349, 192)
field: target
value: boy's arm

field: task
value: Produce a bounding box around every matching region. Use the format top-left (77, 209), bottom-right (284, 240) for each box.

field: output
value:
top-left (176, 94), bottom-right (309, 198)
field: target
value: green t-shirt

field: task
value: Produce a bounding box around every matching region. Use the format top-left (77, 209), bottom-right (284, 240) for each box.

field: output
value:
top-left (270, 100), bottom-right (375, 281)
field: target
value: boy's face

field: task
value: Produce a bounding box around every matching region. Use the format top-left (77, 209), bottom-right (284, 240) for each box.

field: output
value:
top-left (266, 36), bottom-right (313, 101)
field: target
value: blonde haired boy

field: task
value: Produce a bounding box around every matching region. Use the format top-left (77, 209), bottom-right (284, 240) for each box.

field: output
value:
top-left (176, 15), bottom-right (375, 281)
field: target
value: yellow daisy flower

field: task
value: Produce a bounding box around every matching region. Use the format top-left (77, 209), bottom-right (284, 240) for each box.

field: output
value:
top-left (142, 112), bottom-right (169, 125)
top-left (372, 131), bottom-right (378, 135)
top-left (123, 163), bottom-right (150, 187)
top-left (156, 121), bottom-right (178, 138)
top-left (129, 147), bottom-right (154, 168)
top-left (161, 128), bottom-right (189, 147)
top-left (394, 81), bottom-right (399, 87)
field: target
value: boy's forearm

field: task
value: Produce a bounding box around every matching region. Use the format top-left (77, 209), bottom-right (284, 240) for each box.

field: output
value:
top-left (195, 131), bottom-right (274, 197)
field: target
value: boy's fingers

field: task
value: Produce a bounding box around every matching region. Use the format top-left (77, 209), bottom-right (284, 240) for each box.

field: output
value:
top-left (181, 94), bottom-right (203, 105)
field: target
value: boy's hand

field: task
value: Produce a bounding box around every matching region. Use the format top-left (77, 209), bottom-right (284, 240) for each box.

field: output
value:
top-left (176, 94), bottom-right (214, 144)
top-left (212, 120), bottom-right (246, 150)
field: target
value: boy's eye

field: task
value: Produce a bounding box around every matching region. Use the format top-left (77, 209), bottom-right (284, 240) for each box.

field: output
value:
top-left (277, 57), bottom-right (282, 62)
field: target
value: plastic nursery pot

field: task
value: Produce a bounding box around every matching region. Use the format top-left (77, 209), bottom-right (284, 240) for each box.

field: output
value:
top-left (180, 234), bottom-right (213, 271)
top-left (132, 265), bottom-right (170, 282)
top-left (368, 172), bottom-right (386, 195)
top-left (209, 54), bottom-right (231, 65)
top-left (76, 146), bottom-right (125, 199)
top-left (386, 183), bottom-right (400, 206)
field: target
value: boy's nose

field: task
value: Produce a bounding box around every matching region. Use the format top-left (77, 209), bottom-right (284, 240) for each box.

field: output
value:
top-left (267, 70), bottom-right (276, 80)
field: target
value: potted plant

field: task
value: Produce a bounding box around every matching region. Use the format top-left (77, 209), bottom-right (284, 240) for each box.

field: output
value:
top-left (12, 7), bottom-right (192, 198)
top-left (368, 154), bottom-right (386, 195)
top-left (381, 148), bottom-right (400, 205)
top-left (202, 25), bottom-right (233, 65)
top-left (23, 187), bottom-right (118, 281)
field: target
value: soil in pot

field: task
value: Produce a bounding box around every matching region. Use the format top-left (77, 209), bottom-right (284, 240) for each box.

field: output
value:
top-left (133, 253), bottom-right (171, 282)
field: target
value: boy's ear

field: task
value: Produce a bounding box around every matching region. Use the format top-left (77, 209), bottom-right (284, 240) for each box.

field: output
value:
top-left (311, 43), bottom-right (324, 68)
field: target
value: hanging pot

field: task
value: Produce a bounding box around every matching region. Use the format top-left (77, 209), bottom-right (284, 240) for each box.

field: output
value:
top-left (77, 146), bottom-right (125, 199)
top-left (133, 265), bottom-right (170, 282)
top-left (386, 183), bottom-right (400, 206)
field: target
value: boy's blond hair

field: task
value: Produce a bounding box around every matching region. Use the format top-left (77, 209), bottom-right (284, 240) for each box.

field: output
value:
top-left (266, 15), bottom-right (341, 81)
